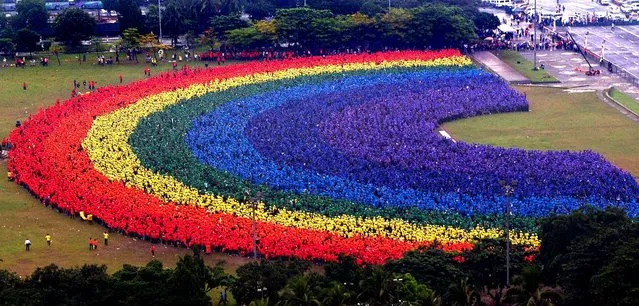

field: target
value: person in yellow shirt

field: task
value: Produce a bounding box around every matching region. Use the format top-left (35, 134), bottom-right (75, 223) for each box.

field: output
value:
top-left (45, 233), bottom-right (51, 247)
top-left (103, 231), bottom-right (109, 246)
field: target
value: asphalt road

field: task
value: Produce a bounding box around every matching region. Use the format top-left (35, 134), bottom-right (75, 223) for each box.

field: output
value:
top-left (567, 25), bottom-right (639, 77)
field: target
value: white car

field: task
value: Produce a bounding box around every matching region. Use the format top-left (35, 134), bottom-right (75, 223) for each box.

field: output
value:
top-left (610, 12), bottom-right (628, 20)
top-left (599, 0), bottom-right (610, 5)
top-left (621, 3), bottom-right (634, 12)
top-left (633, 2), bottom-right (639, 10)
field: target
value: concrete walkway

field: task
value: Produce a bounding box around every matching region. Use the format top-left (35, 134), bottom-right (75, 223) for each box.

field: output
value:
top-left (472, 51), bottom-right (529, 84)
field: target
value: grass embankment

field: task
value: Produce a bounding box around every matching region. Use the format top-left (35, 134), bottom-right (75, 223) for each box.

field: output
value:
top-left (445, 86), bottom-right (639, 176)
top-left (608, 87), bottom-right (639, 116)
top-left (495, 50), bottom-right (560, 84)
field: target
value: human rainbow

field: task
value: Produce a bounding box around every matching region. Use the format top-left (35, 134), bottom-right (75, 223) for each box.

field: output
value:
top-left (7, 50), bottom-right (639, 264)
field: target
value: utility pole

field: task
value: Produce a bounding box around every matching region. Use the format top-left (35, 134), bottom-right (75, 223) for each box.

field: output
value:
top-left (533, 0), bottom-right (538, 70)
top-left (245, 188), bottom-right (262, 259)
top-left (500, 180), bottom-right (517, 287)
top-left (388, 0), bottom-right (391, 11)
top-left (158, 0), bottom-right (162, 43)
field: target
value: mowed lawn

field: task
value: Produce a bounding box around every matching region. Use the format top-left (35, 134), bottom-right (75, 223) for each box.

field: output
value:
top-left (444, 86), bottom-right (639, 177)
top-left (0, 53), bottom-right (250, 277)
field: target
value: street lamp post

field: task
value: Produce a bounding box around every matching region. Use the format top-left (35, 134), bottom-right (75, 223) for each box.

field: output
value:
top-left (158, 0), bottom-right (162, 43)
top-left (388, 0), bottom-right (391, 11)
top-left (500, 180), bottom-right (517, 287)
top-left (533, 0), bottom-right (538, 70)
top-left (245, 188), bottom-right (262, 259)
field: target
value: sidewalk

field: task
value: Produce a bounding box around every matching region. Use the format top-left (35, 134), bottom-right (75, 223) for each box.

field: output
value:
top-left (472, 51), bottom-right (530, 84)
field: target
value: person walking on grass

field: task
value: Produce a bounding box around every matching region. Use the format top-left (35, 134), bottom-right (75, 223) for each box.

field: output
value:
top-left (119, 73), bottom-right (123, 83)
top-left (103, 231), bottom-right (109, 246)
top-left (89, 237), bottom-right (93, 250)
top-left (45, 233), bottom-right (51, 247)
top-left (150, 245), bottom-right (155, 257)
top-left (25, 238), bottom-right (31, 251)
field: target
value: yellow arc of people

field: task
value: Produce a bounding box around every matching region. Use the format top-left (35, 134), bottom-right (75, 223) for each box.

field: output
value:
top-left (83, 57), bottom-right (540, 246)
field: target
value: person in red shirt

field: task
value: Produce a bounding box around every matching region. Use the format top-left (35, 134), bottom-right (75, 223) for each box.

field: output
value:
top-left (23, 82), bottom-right (27, 90)
top-left (150, 245), bottom-right (156, 257)
top-left (119, 73), bottom-right (123, 83)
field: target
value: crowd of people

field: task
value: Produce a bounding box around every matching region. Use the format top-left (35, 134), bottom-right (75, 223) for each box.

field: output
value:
top-left (4, 50), bottom-right (636, 264)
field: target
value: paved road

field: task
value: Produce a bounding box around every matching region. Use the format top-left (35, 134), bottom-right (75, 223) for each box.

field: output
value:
top-left (566, 26), bottom-right (639, 78)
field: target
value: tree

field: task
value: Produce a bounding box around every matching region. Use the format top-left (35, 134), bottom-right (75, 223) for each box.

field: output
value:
top-left (397, 274), bottom-right (441, 306)
top-left (54, 8), bottom-right (96, 47)
top-left (116, 0), bottom-right (144, 32)
top-left (359, 0), bottom-right (384, 16)
top-left (309, 16), bottom-right (343, 50)
top-left (379, 8), bottom-right (413, 48)
top-left (231, 260), bottom-right (310, 305)
top-left (162, 0), bottom-right (187, 45)
top-left (277, 275), bottom-right (322, 306)
top-left (274, 7), bottom-right (333, 48)
top-left (342, 13), bottom-right (378, 48)
top-left (245, 0), bottom-right (277, 20)
top-left (210, 14), bottom-right (250, 41)
top-left (385, 247), bottom-right (467, 296)
top-left (502, 266), bottom-right (563, 306)
top-left (168, 251), bottom-right (216, 306)
top-left (591, 238), bottom-right (639, 306)
top-left (462, 239), bottom-right (533, 291)
top-left (15, 28), bottom-right (41, 53)
top-left (473, 12), bottom-right (500, 37)
top-left (14, 0), bottom-right (48, 34)
top-left (409, 4), bottom-right (476, 48)
top-left (121, 27), bottom-right (141, 49)
top-left (144, 5), bottom-right (160, 36)
top-left (307, 0), bottom-right (361, 15)
top-left (49, 44), bottom-right (62, 65)
top-left (321, 282), bottom-right (353, 306)
top-left (0, 38), bottom-right (16, 55)
top-left (446, 278), bottom-right (481, 306)
top-left (537, 207), bottom-right (633, 305)
top-left (357, 266), bottom-right (400, 306)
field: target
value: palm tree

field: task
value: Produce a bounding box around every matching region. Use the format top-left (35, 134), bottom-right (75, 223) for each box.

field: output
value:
top-left (358, 266), bottom-right (398, 306)
top-left (322, 281), bottom-right (352, 306)
top-left (502, 266), bottom-right (563, 306)
top-left (277, 275), bottom-right (321, 306)
top-left (447, 278), bottom-right (481, 306)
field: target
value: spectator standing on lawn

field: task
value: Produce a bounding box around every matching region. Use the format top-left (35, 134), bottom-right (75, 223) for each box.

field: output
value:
top-left (45, 233), bottom-right (51, 247)
top-left (25, 238), bottom-right (31, 251)
top-left (103, 231), bottom-right (109, 246)
top-left (150, 245), bottom-right (155, 257)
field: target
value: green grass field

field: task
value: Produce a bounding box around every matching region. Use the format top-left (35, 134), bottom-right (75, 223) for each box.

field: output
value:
top-left (0, 56), bottom-right (638, 282)
top-left (609, 87), bottom-right (639, 116)
top-left (495, 50), bottom-right (560, 84)
top-left (445, 86), bottom-right (639, 176)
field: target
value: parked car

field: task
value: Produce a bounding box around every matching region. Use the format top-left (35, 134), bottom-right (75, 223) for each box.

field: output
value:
top-left (621, 2), bottom-right (634, 12)
top-left (599, 0), bottom-right (611, 5)
top-left (608, 5), bottom-right (622, 13)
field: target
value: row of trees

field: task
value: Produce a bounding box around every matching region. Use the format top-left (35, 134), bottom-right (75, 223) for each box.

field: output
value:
top-left (0, 0), bottom-right (499, 55)
top-left (1, 207), bottom-right (637, 305)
